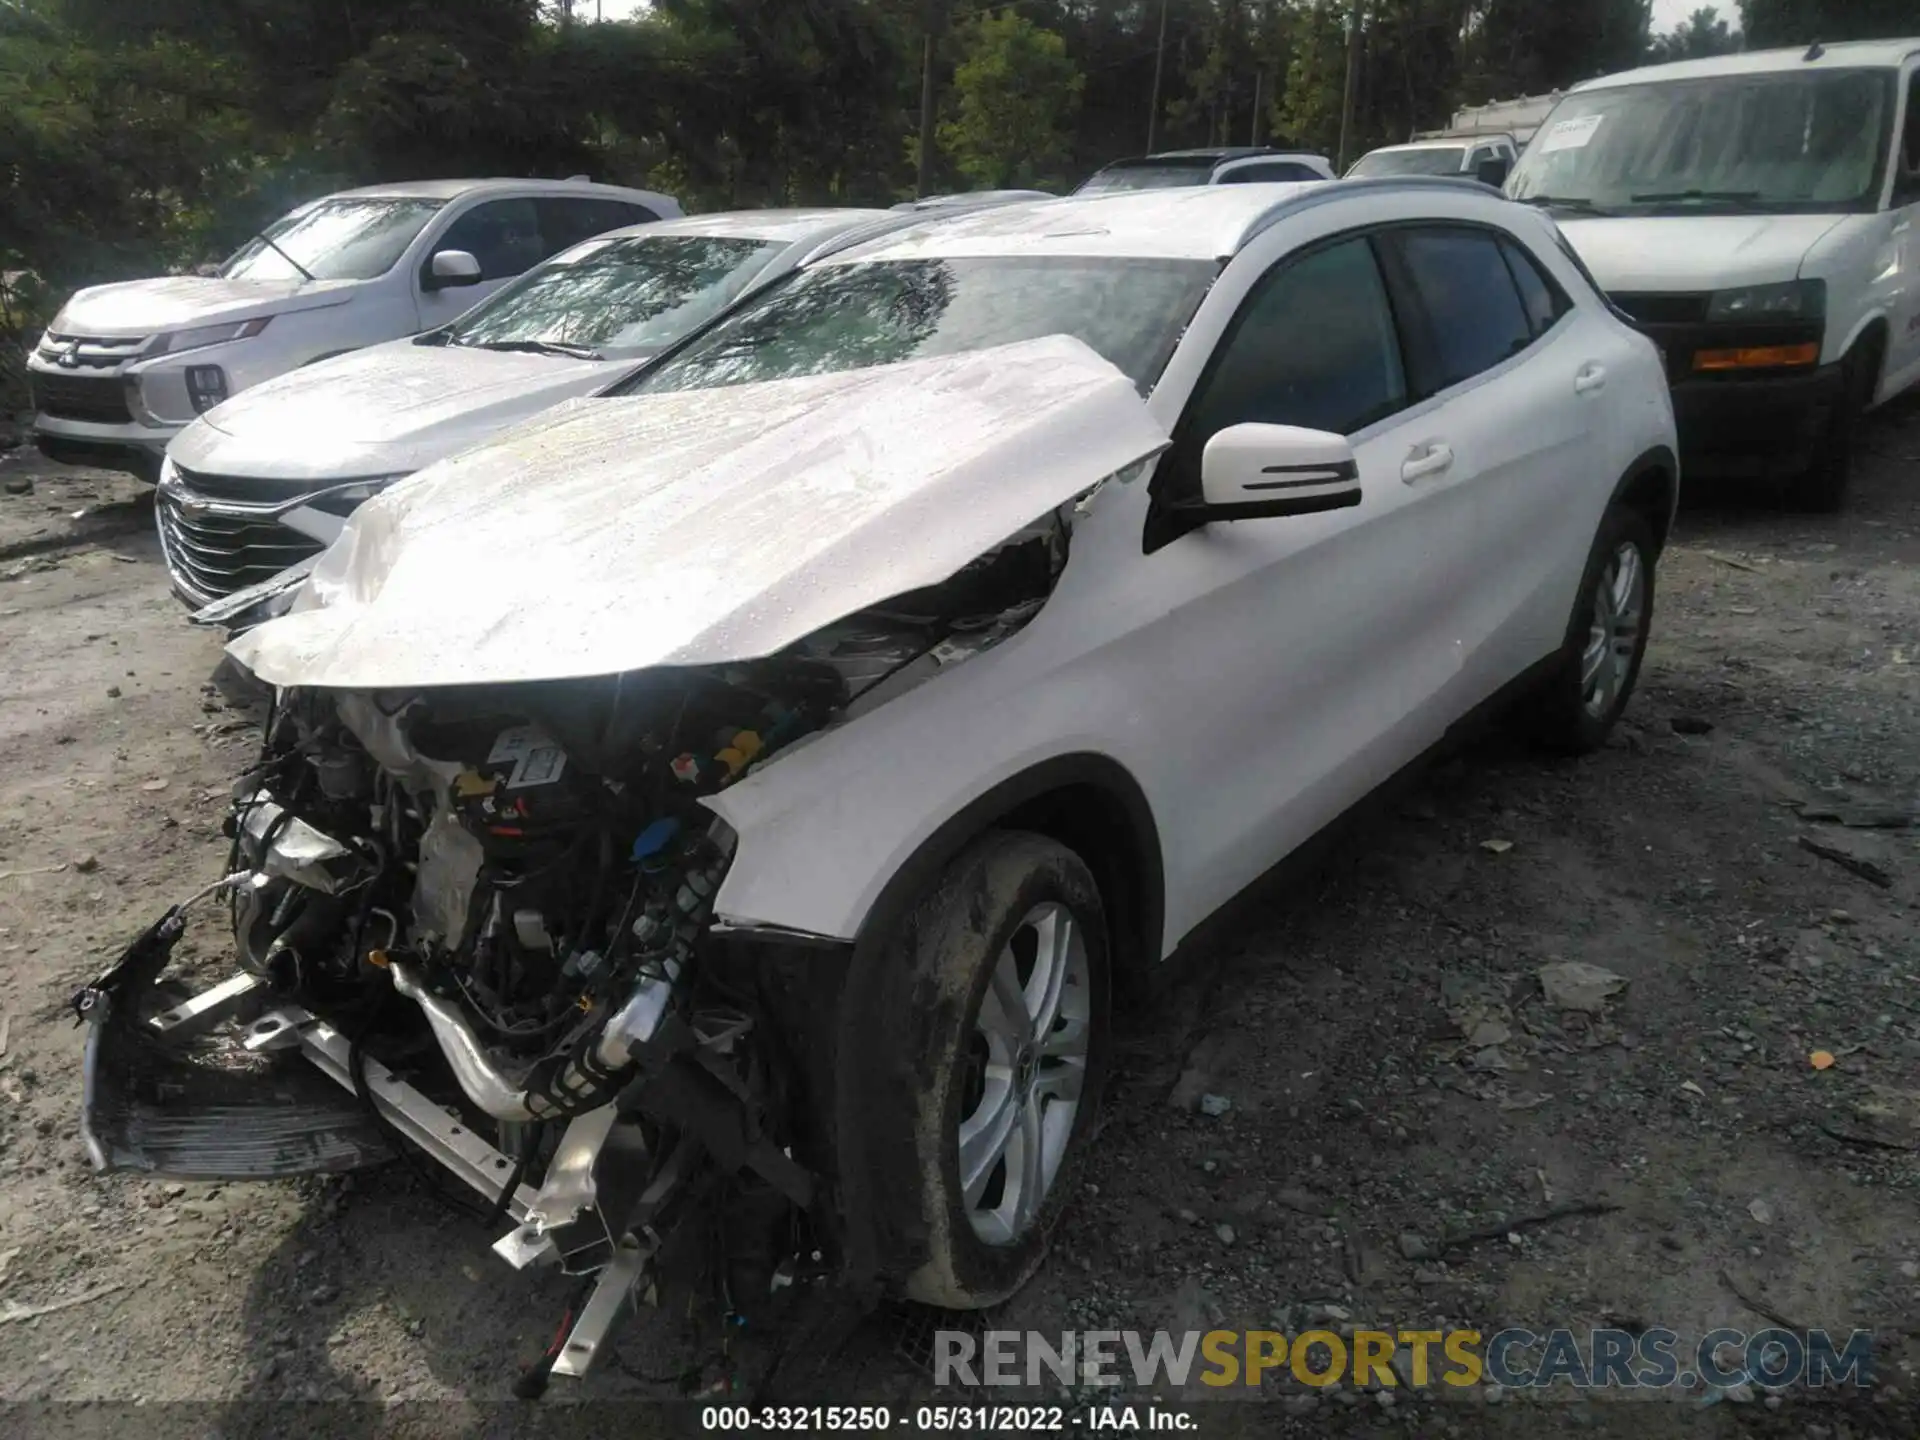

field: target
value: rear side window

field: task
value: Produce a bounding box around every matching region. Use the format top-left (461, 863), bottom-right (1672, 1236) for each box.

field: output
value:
top-left (1183, 236), bottom-right (1407, 442)
top-left (1499, 238), bottom-right (1571, 337)
top-left (1217, 162), bottom-right (1322, 184)
top-left (537, 197), bottom-right (660, 253)
top-left (1385, 227), bottom-right (1533, 394)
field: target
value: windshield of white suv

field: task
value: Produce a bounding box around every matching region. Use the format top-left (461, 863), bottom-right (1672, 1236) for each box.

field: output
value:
top-left (623, 256), bottom-right (1217, 397)
top-left (441, 234), bottom-right (782, 360)
top-left (220, 197), bottom-right (448, 282)
top-left (1347, 146), bottom-right (1467, 178)
top-left (1507, 68), bottom-right (1894, 215)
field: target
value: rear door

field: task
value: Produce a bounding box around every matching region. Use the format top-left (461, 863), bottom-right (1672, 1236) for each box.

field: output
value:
top-left (1374, 222), bottom-right (1615, 699)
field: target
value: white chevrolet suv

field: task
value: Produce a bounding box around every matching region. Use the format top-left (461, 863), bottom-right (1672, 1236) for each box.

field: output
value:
top-left (27, 177), bottom-right (680, 481)
top-left (79, 182), bottom-right (1675, 1378)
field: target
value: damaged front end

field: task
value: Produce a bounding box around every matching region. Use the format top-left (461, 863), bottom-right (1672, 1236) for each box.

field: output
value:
top-left (74, 520), bottom-right (1069, 1382)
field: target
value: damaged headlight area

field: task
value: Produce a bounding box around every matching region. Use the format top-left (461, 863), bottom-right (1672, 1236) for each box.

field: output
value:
top-left (73, 515), bottom-right (1068, 1384)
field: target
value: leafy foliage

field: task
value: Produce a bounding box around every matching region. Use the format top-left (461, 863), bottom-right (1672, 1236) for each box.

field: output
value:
top-left (939, 12), bottom-right (1084, 189)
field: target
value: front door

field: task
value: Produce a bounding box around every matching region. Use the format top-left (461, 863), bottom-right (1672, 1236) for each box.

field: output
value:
top-left (1124, 232), bottom-right (1482, 932)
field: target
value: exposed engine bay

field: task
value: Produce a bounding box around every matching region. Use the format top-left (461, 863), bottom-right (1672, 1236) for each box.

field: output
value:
top-left (74, 516), bottom-right (1066, 1388)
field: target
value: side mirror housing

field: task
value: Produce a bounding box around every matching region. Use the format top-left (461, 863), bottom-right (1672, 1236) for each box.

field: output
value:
top-left (1197, 423), bottom-right (1362, 521)
top-left (424, 249), bottom-right (482, 291)
top-left (1475, 156), bottom-right (1512, 188)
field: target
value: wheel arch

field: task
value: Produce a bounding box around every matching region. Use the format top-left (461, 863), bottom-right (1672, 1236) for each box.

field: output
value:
top-left (1610, 443), bottom-right (1679, 555)
top-left (847, 752), bottom-right (1166, 986)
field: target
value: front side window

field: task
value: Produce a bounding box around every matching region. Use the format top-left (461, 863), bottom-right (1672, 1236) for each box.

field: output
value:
top-left (626, 256), bottom-right (1217, 397)
top-left (1347, 147), bottom-right (1467, 178)
top-left (434, 199), bottom-right (548, 281)
top-left (220, 198), bottom-right (446, 282)
top-left (1385, 227), bottom-right (1534, 394)
top-left (1508, 69), bottom-right (1894, 214)
top-left (1182, 236), bottom-right (1407, 446)
top-left (443, 234), bottom-right (782, 359)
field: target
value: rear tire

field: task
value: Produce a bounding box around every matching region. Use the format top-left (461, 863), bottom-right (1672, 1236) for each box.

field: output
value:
top-left (1784, 341), bottom-right (1877, 514)
top-left (861, 831), bottom-right (1110, 1309)
top-left (1530, 504), bottom-right (1656, 755)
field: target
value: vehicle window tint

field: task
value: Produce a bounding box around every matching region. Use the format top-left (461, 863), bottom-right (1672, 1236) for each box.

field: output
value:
top-left (1499, 238), bottom-right (1569, 337)
top-left (1217, 162), bottom-right (1321, 184)
top-left (536, 197), bottom-right (659, 254)
top-left (1185, 237), bottom-right (1406, 443)
top-left (1390, 227), bottom-right (1534, 392)
top-left (1900, 72), bottom-right (1920, 202)
top-left (434, 198), bottom-right (547, 281)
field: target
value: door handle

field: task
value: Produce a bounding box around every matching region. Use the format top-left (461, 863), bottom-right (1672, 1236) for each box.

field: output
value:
top-left (1400, 443), bottom-right (1454, 483)
top-left (1574, 362), bottom-right (1609, 395)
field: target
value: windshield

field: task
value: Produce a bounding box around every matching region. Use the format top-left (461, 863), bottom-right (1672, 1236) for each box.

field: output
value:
top-left (624, 256), bottom-right (1216, 398)
top-left (1507, 69), bottom-right (1894, 214)
top-left (1074, 161), bottom-right (1214, 194)
top-left (1347, 146), bottom-right (1467, 178)
top-left (445, 234), bottom-right (782, 358)
top-left (220, 197), bottom-right (447, 282)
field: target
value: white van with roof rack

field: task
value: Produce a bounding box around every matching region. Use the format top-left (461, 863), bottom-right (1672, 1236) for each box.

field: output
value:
top-left (1505, 38), bottom-right (1920, 510)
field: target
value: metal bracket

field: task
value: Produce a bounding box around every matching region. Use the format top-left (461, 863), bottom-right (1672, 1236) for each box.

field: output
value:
top-left (551, 1234), bottom-right (655, 1379)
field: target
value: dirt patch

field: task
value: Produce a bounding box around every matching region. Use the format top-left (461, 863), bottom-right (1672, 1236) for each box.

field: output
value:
top-left (1, 409), bottom-right (1918, 1435)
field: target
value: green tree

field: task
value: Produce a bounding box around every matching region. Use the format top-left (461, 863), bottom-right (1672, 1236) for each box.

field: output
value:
top-left (1738, 0), bottom-right (1918, 46)
top-left (937, 11), bottom-right (1083, 190)
top-left (1647, 6), bottom-right (1741, 61)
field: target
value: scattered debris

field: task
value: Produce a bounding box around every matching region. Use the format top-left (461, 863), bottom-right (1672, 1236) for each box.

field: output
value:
top-left (1538, 961), bottom-right (1628, 1013)
top-left (1679, 1080), bottom-right (1706, 1098)
top-left (1748, 1198), bottom-right (1773, 1226)
top-left (1704, 550), bottom-right (1761, 573)
top-left (0, 862), bottom-right (67, 882)
top-left (1439, 1201), bottom-right (1622, 1251)
top-left (1398, 1232), bottom-right (1436, 1261)
top-left (1466, 1019), bottom-right (1512, 1048)
top-left (1498, 1092), bottom-right (1553, 1112)
top-left (73, 854), bottom-right (99, 874)
top-left (0, 476), bottom-right (31, 497)
top-left (1797, 803), bottom-right (1914, 830)
top-left (1720, 1270), bottom-right (1805, 1332)
top-left (1213, 1223), bottom-right (1236, 1246)
top-left (1810, 1050), bottom-right (1836, 1071)
top-left (1818, 1119), bottom-right (1915, 1152)
top-left (1479, 838), bottom-right (1514, 854)
top-left (139, 778), bottom-right (168, 792)
top-left (1198, 1093), bottom-right (1232, 1118)
top-left (1669, 715), bottom-right (1715, 735)
top-left (1797, 835), bottom-right (1892, 888)
top-left (0, 1011), bottom-right (9, 1060)
top-left (0, 1282), bottom-right (125, 1325)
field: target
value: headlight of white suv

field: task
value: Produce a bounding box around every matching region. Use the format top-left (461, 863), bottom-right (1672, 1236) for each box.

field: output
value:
top-left (148, 317), bottom-right (273, 356)
top-left (1706, 280), bottom-right (1824, 322)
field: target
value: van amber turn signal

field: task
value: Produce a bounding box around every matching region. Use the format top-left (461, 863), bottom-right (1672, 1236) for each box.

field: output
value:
top-left (1692, 342), bottom-right (1820, 372)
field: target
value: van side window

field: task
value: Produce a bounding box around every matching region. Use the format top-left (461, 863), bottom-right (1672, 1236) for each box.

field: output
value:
top-left (1899, 71), bottom-right (1920, 203)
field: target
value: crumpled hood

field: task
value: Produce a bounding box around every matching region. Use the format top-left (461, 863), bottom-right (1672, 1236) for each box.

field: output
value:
top-left (53, 275), bottom-right (357, 338)
top-left (174, 340), bottom-right (620, 483)
top-left (1557, 213), bottom-right (1844, 294)
top-left (227, 336), bottom-right (1169, 690)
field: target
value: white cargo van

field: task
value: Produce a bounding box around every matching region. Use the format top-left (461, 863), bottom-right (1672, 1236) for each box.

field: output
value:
top-left (1506, 39), bottom-right (1920, 509)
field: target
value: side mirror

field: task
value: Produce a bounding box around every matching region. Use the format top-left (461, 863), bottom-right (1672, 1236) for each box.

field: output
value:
top-left (424, 249), bottom-right (482, 290)
top-left (1475, 156), bottom-right (1512, 188)
top-left (1197, 423), bottom-right (1361, 520)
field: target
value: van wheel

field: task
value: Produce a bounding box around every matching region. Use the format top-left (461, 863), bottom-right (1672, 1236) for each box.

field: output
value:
top-left (1785, 341), bottom-right (1878, 514)
top-left (862, 831), bottom-right (1109, 1309)
top-left (1530, 505), bottom-right (1656, 754)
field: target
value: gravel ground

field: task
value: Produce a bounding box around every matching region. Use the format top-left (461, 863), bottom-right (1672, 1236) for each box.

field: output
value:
top-left (0, 403), bottom-right (1918, 1439)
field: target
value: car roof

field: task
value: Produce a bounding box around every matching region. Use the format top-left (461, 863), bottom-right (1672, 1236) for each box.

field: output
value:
top-left (589, 208), bottom-right (891, 245)
top-left (1366, 139), bottom-right (1473, 154)
top-left (820, 182), bottom-right (1503, 264)
top-left (1576, 37), bottom-right (1920, 91)
top-left (328, 177), bottom-right (677, 204)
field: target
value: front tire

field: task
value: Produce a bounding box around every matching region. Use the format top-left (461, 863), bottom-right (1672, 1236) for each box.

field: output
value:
top-left (1531, 504), bottom-right (1656, 754)
top-left (864, 831), bottom-right (1110, 1309)
top-left (1785, 340), bottom-right (1878, 514)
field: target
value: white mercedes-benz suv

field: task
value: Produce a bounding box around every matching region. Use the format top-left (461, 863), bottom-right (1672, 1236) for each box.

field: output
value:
top-left (78, 181), bottom-right (1675, 1380)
